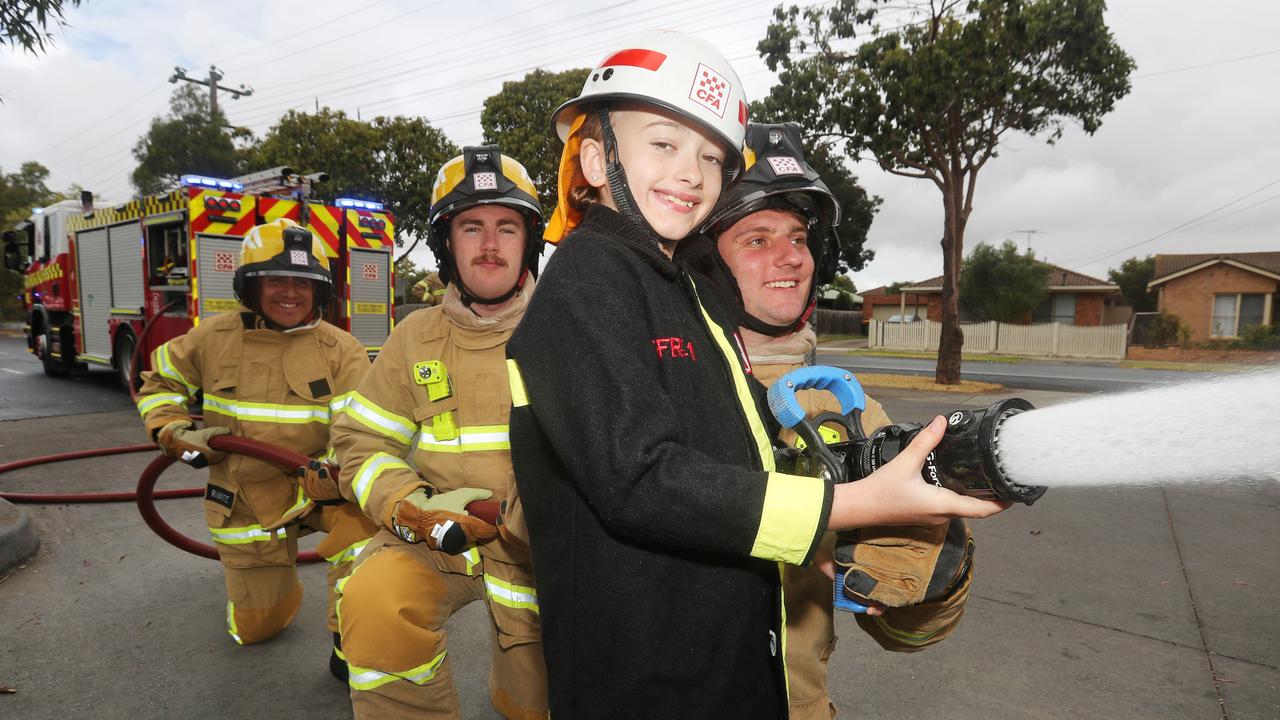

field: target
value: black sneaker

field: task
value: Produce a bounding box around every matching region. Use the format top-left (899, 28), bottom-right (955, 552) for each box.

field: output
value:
top-left (330, 631), bottom-right (348, 683)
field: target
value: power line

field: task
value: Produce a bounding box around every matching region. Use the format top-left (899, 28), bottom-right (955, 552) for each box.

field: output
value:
top-left (1134, 47), bottom-right (1280, 79)
top-left (213, 0), bottom-right (393, 67)
top-left (1067, 176), bottom-right (1280, 267)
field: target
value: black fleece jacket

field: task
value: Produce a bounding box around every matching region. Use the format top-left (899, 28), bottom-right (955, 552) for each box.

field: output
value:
top-left (507, 205), bottom-right (832, 719)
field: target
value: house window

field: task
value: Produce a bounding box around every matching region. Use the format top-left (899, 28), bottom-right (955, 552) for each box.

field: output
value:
top-left (1211, 293), bottom-right (1266, 337)
top-left (1033, 293), bottom-right (1077, 325)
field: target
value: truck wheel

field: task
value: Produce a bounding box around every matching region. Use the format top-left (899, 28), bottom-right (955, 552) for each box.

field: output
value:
top-left (115, 332), bottom-right (140, 393)
top-left (38, 320), bottom-right (68, 378)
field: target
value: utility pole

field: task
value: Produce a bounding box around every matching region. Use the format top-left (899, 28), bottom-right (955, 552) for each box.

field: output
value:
top-left (169, 65), bottom-right (254, 120)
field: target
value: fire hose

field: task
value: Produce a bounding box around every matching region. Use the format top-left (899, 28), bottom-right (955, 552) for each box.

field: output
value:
top-left (2, 435), bottom-right (500, 562)
top-left (768, 365), bottom-right (1048, 613)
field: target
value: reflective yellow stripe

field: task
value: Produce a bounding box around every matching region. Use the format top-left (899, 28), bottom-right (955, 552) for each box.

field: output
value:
top-left (417, 424), bottom-right (510, 453)
top-left (873, 615), bottom-right (943, 646)
top-left (463, 547), bottom-right (480, 576)
top-left (329, 391), bottom-right (355, 417)
top-left (155, 342), bottom-right (197, 396)
top-left (690, 285), bottom-right (774, 470)
top-left (203, 393), bottom-right (329, 424)
top-left (227, 600), bottom-right (243, 645)
top-left (483, 574), bottom-right (539, 613)
top-left (751, 472), bottom-right (826, 564)
top-left (136, 392), bottom-right (187, 418)
top-left (347, 650), bottom-right (448, 691)
top-left (690, 281), bottom-right (825, 565)
top-left (344, 392), bottom-right (415, 445)
top-left (209, 524), bottom-right (289, 545)
top-left (352, 452), bottom-right (412, 510)
top-left (325, 538), bottom-right (371, 567)
top-left (507, 359), bottom-right (528, 408)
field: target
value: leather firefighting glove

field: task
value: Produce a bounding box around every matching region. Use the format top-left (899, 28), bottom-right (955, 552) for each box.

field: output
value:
top-left (296, 460), bottom-right (344, 506)
top-left (834, 519), bottom-right (974, 608)
top-left (392, 487), bottom-right (497, 554)
top-left (154, 420), bottom-right (232, 469)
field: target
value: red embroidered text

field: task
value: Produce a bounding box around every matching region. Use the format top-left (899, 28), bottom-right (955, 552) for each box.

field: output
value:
top-left (653, 337), bottom-right (697, 361)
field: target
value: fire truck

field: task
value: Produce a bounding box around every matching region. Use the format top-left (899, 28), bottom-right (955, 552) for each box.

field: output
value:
top-left (2, 168), bottom-right (396, 390)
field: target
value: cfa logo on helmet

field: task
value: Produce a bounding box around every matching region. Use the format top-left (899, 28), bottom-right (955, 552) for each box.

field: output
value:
top-left (689, 63), bottom-right (729, 118)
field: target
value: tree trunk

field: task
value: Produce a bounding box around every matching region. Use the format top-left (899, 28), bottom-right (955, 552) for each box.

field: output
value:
top-left (935, 181), bottom-right (967, 385)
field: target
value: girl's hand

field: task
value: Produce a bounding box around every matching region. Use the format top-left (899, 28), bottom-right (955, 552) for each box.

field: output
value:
top-left (828, 416), bottom-right (1011, 531)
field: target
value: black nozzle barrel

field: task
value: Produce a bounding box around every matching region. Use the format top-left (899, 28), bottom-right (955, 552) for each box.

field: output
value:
top-left (827, 398), bottom-right (1047, 505)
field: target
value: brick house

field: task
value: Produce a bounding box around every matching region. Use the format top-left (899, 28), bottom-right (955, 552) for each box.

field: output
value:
top-left (893, 265), bottom-right (1120, 326)
top-left (859, 285), bottom-right (931, 325)
top-left (1147, 252), bottom-right (1280, 342)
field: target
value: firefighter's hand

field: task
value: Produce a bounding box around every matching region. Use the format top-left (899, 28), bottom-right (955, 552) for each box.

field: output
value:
top-left (156, 421), bottom-right (231, 469)
top-left (829, 416), bottom-right (1010, 530)
top-left (392, 487), bottom-right (497, 554)
top-left (296, 460), bottom-right (343, 505)
top-left (834, 519), bottom-right (973, 609)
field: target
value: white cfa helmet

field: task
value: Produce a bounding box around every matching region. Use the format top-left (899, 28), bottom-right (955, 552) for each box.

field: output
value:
top-left (551, 30), bottom-right (749, 180)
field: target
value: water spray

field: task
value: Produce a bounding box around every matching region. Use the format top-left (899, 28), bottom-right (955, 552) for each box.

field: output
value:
top-left (768, 366), bottom-right (1047, 505)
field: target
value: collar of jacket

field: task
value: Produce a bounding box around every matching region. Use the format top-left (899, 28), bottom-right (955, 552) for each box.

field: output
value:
top-left (580, 204), bottom-right (679, 279)
top-left (742, 324), bottom-right (816, 366)
top-left (437, 277), bottom-right (533, 349)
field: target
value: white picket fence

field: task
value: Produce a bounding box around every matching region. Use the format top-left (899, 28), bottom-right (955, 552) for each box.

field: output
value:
top-left (868, 319), bottom-right (1127, 359)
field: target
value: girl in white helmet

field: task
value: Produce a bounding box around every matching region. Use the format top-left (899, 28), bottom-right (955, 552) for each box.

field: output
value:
top-left (506, 30), bottom-right (1006, 718)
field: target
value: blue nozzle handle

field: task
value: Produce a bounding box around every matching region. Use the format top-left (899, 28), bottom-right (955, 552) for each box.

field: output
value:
top-left (767, 366), bottom-right (867, 430)
top-left (834, 569), bottom-right (869, 614)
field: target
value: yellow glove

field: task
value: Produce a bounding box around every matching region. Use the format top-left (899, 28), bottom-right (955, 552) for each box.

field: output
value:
top-left (834, 519), bottom-right (974, 608)
top-left (155, 420), bottom-right (231, 469)
top-left (296, 460), bottom-right (343, 505)
top-left (392, 487), bottom-right (496, 554)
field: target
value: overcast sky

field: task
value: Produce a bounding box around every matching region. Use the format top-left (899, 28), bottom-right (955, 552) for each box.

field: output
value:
top-left (3, 0), bottom-right (1277, 291)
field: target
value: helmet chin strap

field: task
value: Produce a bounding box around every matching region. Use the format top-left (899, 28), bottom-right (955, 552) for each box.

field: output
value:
top-left (597, 106), bottom-right (670, 251)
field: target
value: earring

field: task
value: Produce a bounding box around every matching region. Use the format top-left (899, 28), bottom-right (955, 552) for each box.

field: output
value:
top-left (592, 174), bottom-right (601, 182)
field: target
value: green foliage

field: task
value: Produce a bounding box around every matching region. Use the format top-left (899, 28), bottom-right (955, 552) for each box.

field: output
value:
top-left (481, 67), bottom-right (591, 215)
top-left (1145, 312), bottom-right (1190, 349)
top-left (959, 240), bottom-right (1050, 322)
top-left (1107, 255), bottom-right (1157, 312)
top-left (758, 0), bottom-right (1135, 382)
top-left (0, 0), bottom-right (81, 55)
top-left (244, 110), bottom-right (457, 246)
top-left (1, 161), bottom-right (59, 320)
top-left (131, 85), bottom-right (240, 195)
top-left (885, 281), bottom-right (908, 294)
top-left (394, 256), bottom-right (431, 304)
top-left (1230, 324), bottom-right (1280, 351)
top-left (833, 292), bottom-right (858, 311)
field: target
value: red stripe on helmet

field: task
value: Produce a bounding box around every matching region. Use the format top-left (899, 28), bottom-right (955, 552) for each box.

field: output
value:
top-left (600, 48), bottom-right (667, 71)
top-left (739, 100), bottom-right (748, 127)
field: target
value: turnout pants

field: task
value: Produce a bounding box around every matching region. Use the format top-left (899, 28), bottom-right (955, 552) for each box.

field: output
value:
top-left (337, 530), bottom-right (547, 720)
top-left (784, 532), bottom-right (839, 720)
top-left (210, 496), bottom-right (378, 645)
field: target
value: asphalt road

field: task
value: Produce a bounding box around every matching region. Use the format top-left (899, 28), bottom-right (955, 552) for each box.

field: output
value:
top-left (815, 351), bottom-right (1221, 393)
top-left (3, 388), bottom-right (1277, 719)
top-left (0, 336), bottom-right (134, 422)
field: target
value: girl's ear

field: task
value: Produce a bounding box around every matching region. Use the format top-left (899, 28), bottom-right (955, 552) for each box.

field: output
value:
top-left (579, 138), bottom-right (608, 189)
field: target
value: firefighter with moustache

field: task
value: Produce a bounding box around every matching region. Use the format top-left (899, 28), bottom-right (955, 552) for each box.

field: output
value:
top-left (682, 122), bottom-right (978, 719)
top-left (330, 146), bottom-right (548, 720)
top-left (135, 218), bottom-right (380, 680)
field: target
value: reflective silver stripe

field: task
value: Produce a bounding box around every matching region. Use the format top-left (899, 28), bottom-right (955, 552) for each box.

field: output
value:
top-left (136, 392), bottom-right (187, 418)
top-left (326, 538), bottom-right (371, 567)
top-left (203, 393), bottom-right (329, 424)
top-left (348, 650), bottom-right (447, 691)
top-left (352, 453), bottom-right (412, 509)
top-left (345, 392), bottom-right (415, 444)
top-left (483, 574), bottom-right (539, 613)
top-left (417, 425), bottom-right (510, 453)
top-left (329, 391), bottom-right (355, 417)
top-left (210, 524), bottom-right (288, 544)
top-left (155, 342), bottom-right (198, 396)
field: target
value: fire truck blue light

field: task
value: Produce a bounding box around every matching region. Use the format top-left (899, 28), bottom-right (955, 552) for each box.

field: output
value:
top-left (336, 198), bottom-right (384, 211)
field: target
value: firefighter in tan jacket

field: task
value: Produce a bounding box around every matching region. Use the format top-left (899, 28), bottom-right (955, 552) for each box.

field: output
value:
top-left (331, 146), bottom-right (547, 720)
top-left (687, 123), bottom-right (976, 720)
top-left (410, 271), bottom-right (446, 306)
top-left (136, 218), bottom-right (379, 680)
